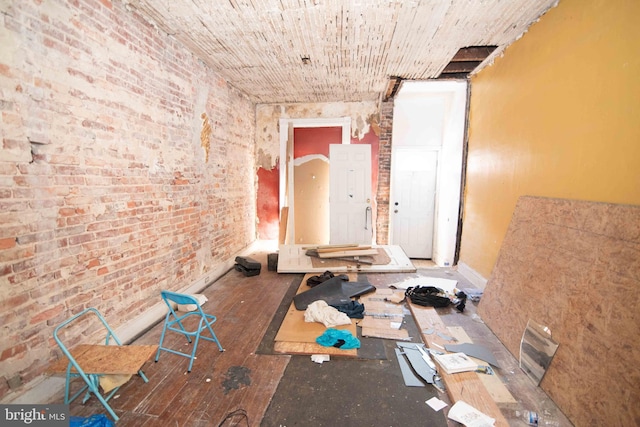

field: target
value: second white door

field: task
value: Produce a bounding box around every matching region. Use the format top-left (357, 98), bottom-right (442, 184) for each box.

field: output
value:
top-left (390, 148), bottom-right (438, 258)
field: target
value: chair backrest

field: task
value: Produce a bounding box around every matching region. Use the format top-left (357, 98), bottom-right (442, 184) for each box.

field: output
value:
top-left (161, 291), bottom-right (200, 307)
top-left (160, 290), bottom-right (208, 316)
top-left (53, 308), bottom-right (122, 366)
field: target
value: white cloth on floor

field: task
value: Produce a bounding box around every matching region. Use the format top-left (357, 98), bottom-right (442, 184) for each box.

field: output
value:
top-left (304, 300), bottom-right (351, 328)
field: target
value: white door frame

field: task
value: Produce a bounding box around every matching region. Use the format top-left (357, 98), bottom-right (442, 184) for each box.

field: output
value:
top-left (390, 80), bottom-right (467, 266)
top-left (279, 117), bottom-right (351, 244)
top-left (389, 146), bottom-right (440, 258)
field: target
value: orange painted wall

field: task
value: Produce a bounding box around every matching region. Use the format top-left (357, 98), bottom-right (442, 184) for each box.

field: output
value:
top-left (460, 0), bottom-right (640, 279)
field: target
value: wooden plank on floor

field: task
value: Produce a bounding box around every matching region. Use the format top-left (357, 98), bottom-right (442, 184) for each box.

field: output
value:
top-left (446, 326), bottom-right (517, 404)
top-left (408, 302), bottom-right (509, 427)
top-left (317, 249), bottom-right (379, 258)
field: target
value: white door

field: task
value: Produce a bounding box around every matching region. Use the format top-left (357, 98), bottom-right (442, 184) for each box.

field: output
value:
top-left (390, 148), bottom-right (438, 258)
top-left (329, 144), bottom-right (372, 245)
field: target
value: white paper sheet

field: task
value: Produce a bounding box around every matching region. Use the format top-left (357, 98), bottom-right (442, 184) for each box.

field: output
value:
top-left (447, 400), bottom-right (495, 427)
top-left (425, 396), bottom-right (448, 411)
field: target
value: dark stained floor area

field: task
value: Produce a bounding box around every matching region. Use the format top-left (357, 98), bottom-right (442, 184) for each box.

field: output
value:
top-left (49, 250), bottom-right (573, 426)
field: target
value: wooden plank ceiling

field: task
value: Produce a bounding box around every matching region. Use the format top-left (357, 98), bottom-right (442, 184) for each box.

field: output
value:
top-left (124, 0), bottom-right (558, 104)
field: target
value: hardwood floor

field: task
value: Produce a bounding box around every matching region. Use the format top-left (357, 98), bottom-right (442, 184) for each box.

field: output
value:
top-left (51, 250), bottom-right (573, 426)
top-left (55, 251), bottom-right (296, 426)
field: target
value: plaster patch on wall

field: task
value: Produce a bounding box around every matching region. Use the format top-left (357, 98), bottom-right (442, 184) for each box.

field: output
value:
top-left (293, 153), bottom-right (328, 167)
top-left (201, 112), bottom-right (212, 162)
top-left (255, 101), bottom-right (378, 170)
top-left (256, 147), bottom-right (274, 171)
top-left (255, 104), bottom-right (283, 169)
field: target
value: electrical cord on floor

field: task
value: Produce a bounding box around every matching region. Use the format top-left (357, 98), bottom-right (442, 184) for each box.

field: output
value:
top-left (217, 408), bottom-right (249, 427)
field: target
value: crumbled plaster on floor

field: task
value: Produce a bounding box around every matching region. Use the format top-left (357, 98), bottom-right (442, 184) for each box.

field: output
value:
top-left (255, 101), bottom-right (378, 170)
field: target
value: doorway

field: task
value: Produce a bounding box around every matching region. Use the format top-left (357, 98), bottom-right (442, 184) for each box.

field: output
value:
top-left (390, 80), bottom-right (468, 265)
top-left (279, 117), bottom-right (351, 245)
top-left (390, 147), bottom-right (438, 258)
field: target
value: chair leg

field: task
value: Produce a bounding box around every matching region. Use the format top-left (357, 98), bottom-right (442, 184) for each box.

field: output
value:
top-left (205, 323), bottom-right (224, 352)
top-left (64, 364), bottom-right (73, 404)
top-left (155, 319), bottom-right (169, 363)
top-left (138, 369), bottom-right (149, 383)
top-left (187, 333), bottom-right (201, 373)
top-left (93, 388), bottom-right (120, 422)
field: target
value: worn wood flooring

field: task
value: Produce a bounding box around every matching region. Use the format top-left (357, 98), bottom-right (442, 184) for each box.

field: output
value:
top-left (50, 251), bottom-right (573, 426)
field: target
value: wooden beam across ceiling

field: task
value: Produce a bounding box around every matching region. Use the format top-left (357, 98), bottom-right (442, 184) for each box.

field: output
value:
top-left (438, 45), bottom-right (498, 79)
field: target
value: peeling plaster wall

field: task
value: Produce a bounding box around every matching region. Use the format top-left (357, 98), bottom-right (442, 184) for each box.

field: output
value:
top-left (255, 102), bottom-right (379, 240)
top-left (256, 102), bottom-right (379, 170)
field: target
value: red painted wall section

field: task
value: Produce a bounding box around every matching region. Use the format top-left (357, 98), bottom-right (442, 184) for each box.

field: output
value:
top-left (293, 127), bottom-right (342, 158)
top-left (257, 165), bottom-right (280, 240)
top-left (255, 125), bottom-right (381, 241)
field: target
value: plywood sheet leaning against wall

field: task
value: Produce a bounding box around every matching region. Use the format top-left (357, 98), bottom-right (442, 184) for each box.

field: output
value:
top-left (477, 196), bottom-right (640, 427)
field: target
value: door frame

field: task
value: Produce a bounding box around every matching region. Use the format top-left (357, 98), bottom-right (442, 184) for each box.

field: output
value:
top-left (389, 146), bottom-right (440, 258)
top-left (389, 80), bottom-right (468, 266)
top-left (279, 117), bottom-right (351, 244)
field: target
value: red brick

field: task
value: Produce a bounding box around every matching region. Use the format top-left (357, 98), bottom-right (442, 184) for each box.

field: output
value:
top-left (29, 304), bottom-right (65, 325)
top-left (0, 237), bottom-right (16, 249)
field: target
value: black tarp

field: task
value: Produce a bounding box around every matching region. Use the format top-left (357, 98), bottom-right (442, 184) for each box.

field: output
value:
top-left (293, 276), bottom-right (376, 310)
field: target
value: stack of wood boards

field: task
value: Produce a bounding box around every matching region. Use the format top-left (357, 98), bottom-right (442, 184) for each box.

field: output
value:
top-left (304, 244), bottom-right (377, 258)
top-left (277, 244), bottom-right (416, 273)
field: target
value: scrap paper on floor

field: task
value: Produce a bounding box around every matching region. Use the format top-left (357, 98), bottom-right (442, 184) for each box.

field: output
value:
top-left (447, 400), bottom-right (495, 427)
top-left (426, 396), bottom-right (448, 411)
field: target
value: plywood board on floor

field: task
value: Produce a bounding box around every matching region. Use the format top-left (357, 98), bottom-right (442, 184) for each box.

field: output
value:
top-left (357, 288), bottom-right (410, 340)
top-left (277, 244), bottom-right (416, 273)
top-left (477, 196), bottom-right (640, 427)
top-left (273, 273), bottom-right (358, 357)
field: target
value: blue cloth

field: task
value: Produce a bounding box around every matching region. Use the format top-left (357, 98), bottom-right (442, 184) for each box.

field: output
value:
top-left (70, 414), bottom-right (114, 427)
top-left (316, 328), bottom-right (360, 349)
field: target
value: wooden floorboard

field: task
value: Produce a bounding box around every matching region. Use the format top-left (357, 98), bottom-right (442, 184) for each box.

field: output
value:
top-left (52, 251), bottom-right (292, 427)
top-left (49, 251), bottom-right (573, 427)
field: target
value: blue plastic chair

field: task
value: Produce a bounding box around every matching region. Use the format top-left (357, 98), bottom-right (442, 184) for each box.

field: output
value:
top-left (155, 291), bottom-right (224, 372)
top-left (52, 308), bottom-right (153, 422)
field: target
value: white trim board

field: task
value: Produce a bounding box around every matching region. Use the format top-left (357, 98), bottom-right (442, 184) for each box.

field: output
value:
top-left (456, 261), bottom-right (488, 290)
top-left (277, 244), bottom-right (416, 273)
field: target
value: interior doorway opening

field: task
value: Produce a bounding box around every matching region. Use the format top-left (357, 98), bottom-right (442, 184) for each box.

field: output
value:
top-left (390, 80), bottom-right (468, 266)
top-left (278, 117), bottom-right (351, 245)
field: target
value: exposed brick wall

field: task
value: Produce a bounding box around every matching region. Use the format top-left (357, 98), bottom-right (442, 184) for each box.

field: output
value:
top-left (375, 100), bottom-right (393, 244)
top-left (0, 0), bottom-right (256, 400)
